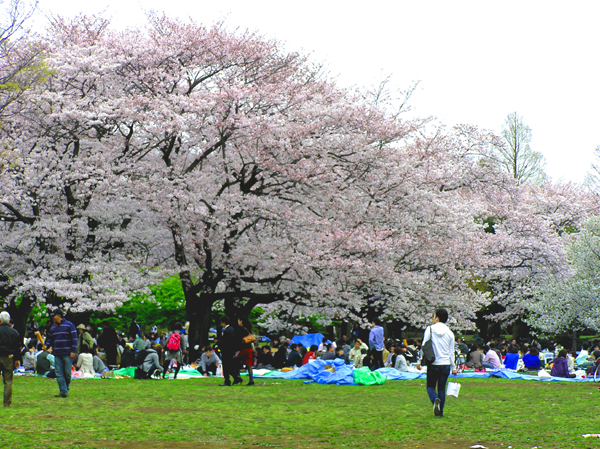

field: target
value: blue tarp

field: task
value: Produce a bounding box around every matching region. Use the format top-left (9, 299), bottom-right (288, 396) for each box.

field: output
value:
top-left (290, 333), bottom-right (325, 350)
top-left (254, 364), bottom-right (594, 384)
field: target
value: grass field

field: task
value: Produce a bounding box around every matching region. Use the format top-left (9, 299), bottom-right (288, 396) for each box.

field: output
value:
top-left (1, 375), bottom-right (600, 449)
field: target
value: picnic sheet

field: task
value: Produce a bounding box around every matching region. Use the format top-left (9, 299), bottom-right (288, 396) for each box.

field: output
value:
top-left (253, 359), bottom-right (596, 384)
top-left (22, 358), bottom-right (590, 383)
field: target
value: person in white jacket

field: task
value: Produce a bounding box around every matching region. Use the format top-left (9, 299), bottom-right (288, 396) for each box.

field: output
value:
top-left (417, 308), bottom-right (457, 417)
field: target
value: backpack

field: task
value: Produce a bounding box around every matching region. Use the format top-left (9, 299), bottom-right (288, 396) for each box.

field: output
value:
top-left (134, 349), bottom-right (150, 367)
top-left (166, 332), bottom-right (181, 351)
top-left (421, 326), bottom-right (436, 366)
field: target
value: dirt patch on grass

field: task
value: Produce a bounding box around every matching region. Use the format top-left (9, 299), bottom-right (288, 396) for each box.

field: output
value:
top-left (135, 406), bottom-right (215, 414)
top-left (53, 440), bottom-right (230, 449)
top-left (34, 414), bottom-right (62, 420)
top-left (409, 441), bottom-right (504, 449)
top-left (76, 438), bottom-right (507, 449)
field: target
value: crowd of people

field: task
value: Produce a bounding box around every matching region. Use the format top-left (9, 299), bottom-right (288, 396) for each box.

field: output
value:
top-left (2, 307), bottom-right (600, 410)
top-left (458, 335), bottom-right (600, 378)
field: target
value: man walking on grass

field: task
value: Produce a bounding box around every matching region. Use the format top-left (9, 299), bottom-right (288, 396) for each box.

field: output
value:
top-left (417, 308), bottom-right (457, 417)
top-left (46, 309), bottom-right (78, 398)
top-left (0, 311), bottom-right (21, 407)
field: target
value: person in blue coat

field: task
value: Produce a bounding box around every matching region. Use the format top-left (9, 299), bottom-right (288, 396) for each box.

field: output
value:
top-left (522, 346), bottom-right (541, 370)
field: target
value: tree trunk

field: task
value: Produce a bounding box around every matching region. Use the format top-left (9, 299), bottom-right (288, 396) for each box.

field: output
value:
top-left (185, 290), bottom-right (214, 362)
top-left (6, 294), bottom-right (34, 340)
top-left (340, 321), bottom-right (349, 338)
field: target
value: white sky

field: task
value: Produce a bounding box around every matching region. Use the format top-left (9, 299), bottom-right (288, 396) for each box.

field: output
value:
top-left (35, 0), bottom-right (600, 183)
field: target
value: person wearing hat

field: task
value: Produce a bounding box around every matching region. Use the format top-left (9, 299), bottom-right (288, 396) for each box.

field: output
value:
top-left (46, 309), bottom-right (78, 398)
top-left (76, 324), bottom-right (95, 354)
top-left (0, 311), bottom-right (21, 407)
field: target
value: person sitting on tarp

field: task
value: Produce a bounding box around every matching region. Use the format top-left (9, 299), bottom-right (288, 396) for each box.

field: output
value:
top-left (257, 346), bottom-right (274, 369)
top-left (394, 346), bottom-right (409, 372)
top-left (349, 339), bottom-right (368, 365)
top-left (551, 349), bottom-right (576, 378)
top-left (503, 345), bottom-right (520, 370)
top-left (340, 341), bottom-right (352, 364)
top-left (272, 343), bottom-right (287, 369)
top-left (456, 338), bottom-right (469, 356)
top-left (522, 346), bottom-right (541, 371)
top-left (404, 344), bottom-right (418, 364)
top-left (482, 345), bottom-right (501, 370)
top-left (135, 346), bottom-right (163, 379)
top-left (585, 350), bottom-right (600, 376)
top-left (353, 348), bottom-right (368, 369)
top-left (322, 344), bottom-right (336, 361)
top-left (119, 345), bottom-right (136, 368)
top-left (364, 349), bottom-right (377, 371)
top-left (465, 344), bottom-right (483, 369)
top-left (287, 344), bottom-right (303, 368)
top-left (92, 349), bottom-right (107, 374)
top-left (302, 345), bottom-right (318, 366)
top-left (384, 342), bottom-right (395, 367)
top-left (199, 346), bottom-right (221, 376)
top-left (75, 347), bottom-right (95, 376)
top-left (317, 337), bottom-right (329, 353)
top-left (133, 334), bottom-right (146, 351)
top-left (23, 342), bottom-right (37, 371)
top-left (35, 345), bottom-right (54, 376)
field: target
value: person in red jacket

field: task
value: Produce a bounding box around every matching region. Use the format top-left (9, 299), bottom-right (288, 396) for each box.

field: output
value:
top-left (302, 345), bottom-right (318, 365)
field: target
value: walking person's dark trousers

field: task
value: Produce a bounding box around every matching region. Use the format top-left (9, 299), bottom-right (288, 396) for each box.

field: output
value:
top-left (222, 355), bottom-right (240, 385)
top-left (372, 350), bottom-right (384, 370)
top-left (426, 364), bottom-right (451, 417)
top-left (0, 356), bottom-right (14, 407)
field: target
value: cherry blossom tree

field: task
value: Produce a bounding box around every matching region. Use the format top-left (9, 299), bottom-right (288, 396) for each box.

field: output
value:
top-left (4, 14), bottom-right (590, 346)
top-left (0, 0), bottom-right (46, 119)
top-left (527, 215), bottom-right (600, 337)
top-left (0, 15), bottom-right (169, 334)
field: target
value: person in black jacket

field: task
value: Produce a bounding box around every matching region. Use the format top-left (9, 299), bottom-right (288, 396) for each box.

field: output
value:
top-left (272, 343), bottom-right (287, 369)
top-left (0, 311), bottom-right (22, 407)
top-left (97, 322), bottom-right (119, 368)
top-left (218, 316), bottom-right (242, 386)
top-left (287, 344), bottom-right (303, 367)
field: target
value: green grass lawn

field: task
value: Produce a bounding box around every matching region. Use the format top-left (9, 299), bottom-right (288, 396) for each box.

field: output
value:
top-left (1, 375), bottom-right (600, 449)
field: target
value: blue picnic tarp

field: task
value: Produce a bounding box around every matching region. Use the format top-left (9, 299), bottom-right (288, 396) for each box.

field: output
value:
top-left (254, 363), bottom-right (594, 385)
top-left (290, 333), bottom-right (325, 349)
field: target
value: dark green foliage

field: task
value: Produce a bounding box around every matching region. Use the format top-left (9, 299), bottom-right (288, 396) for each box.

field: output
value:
top-left (89, 275), bottom-right (188, 332)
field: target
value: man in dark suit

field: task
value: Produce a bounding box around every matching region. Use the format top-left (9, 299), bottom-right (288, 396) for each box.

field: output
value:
top-left (218, 316), bottom-right (242, 386)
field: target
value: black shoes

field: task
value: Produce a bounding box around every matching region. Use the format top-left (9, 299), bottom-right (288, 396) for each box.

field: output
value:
top-left (433, 398), bottom-right (441, 416)
top-left (246, 381), bottom-right (255, 386)
top-left (55, 393), bottom-right (68, 398)
top-left (232, 378), bottom-right (243, 385)
top-left (219, 383), bottom-right (231, 387)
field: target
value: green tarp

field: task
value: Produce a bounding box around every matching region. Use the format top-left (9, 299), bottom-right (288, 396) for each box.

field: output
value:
top-left (353, 366), bottom-right (386, 385)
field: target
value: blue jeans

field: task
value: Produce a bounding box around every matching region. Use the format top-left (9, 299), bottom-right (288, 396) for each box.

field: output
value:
top-left (426, 364), bottom-right (451, 416)
top-left (54, 354), bottom-right (73, 396)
